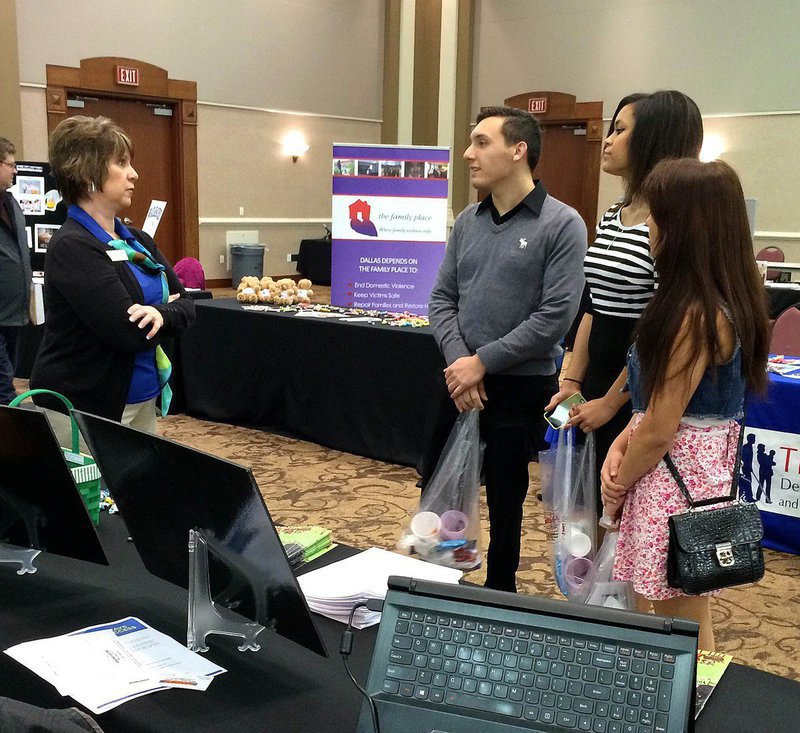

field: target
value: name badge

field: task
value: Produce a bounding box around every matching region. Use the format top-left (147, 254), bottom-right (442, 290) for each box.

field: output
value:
top-left (107, 249), bottom-right (128, 262)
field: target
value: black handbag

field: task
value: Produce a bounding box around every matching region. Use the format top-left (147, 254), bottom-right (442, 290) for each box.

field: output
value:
top-left (664, 420), bottom-right (765, 595)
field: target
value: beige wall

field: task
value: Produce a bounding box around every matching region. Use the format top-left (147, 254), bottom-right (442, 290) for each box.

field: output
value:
top-left (14, 1), bottom-right (384, 279)
top-left (15, 0), bottom-right (800, 272)
top-left (197, 104), bottom-right (380, 278)
top-left (16, 1), bottom-right (384, 119)
top-left (0, 0), bottom-right (23, 152)
top-left (474, 0), bottom-right (800, 259)
top-left (18, 87), bottom-right (48, 161)
top-left (596, 112), bottom-right (800, 262)
top-left (19, 88), bottom-right (381, 278)
top-left (472, 0), bottom-right (799, 115)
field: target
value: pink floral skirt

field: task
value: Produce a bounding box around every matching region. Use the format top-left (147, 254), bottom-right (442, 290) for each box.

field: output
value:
top-left (613, 414), bottom-right (740, 600)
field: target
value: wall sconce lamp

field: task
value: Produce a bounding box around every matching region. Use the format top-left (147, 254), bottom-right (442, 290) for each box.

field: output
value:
top-left (283, 131), bottom-right (309, 163)
top-left (699, 135), bottom-right (725, 162)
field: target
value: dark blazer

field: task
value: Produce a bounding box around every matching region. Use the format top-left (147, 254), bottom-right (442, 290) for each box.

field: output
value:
top-left (0, 193), bottom-right (32, 326)
top-left (30, 217), bottom-right (195, 420)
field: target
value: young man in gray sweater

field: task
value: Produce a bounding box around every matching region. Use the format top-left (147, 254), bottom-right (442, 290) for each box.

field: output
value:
top-left (427, 106), bottom-right (586, 592)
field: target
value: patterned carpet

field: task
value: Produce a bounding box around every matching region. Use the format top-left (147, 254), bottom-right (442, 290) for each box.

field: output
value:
top-left (157, 413), bottom-right (800, 683)
top-left (15, 282), bottom-right (800, 684)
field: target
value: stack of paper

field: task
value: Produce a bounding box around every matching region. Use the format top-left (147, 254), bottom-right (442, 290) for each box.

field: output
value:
top-left (5, 617), bottom-right (226, 714)
top-left (277, 525), bottom-right (334, 568)
top-left (298, 547), bottom-right (462, 628)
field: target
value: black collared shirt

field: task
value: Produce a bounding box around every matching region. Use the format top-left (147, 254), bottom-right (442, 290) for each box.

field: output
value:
top-left (476, 181), bottom-right (547, 225)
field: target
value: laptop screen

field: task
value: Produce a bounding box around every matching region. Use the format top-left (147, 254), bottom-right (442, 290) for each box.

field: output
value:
top-left (73, 410), bottom-right (326, 657)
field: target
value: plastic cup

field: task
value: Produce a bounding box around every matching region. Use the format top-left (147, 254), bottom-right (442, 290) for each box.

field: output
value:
top-left (410, 512), bottom-right (441, 554)
top-left (410, 511), bottom-right (441, 537)
top-left (439, 510), bottom-right (468, 540)
top-left (567, 531), bottom-right (592, 558)
top-left (564, 556), bottom-right (593, 590)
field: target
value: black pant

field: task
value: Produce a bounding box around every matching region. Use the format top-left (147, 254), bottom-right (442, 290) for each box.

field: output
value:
top-left (0, 326), bottom-right (20, 405)
top-left (581, 312), bottom-right (636, 515)
top-left (420, 372), bottom-right (557, 592)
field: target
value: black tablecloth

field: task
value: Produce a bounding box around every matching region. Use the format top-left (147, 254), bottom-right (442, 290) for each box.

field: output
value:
top-left (179, 299), bottom-right (445, 467)
top-left (766, 284), bottom-right (800, 318)
top-left (1, 513), bottom-right (798, 733)
top-left (296, 238), bottom-right (332, 285)
top-left (0, 514), bottom-right (374, 733)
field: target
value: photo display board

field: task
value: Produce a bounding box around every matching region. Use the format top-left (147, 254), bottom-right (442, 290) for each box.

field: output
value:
top-left (330, 144), bottom-right (450, 315)
top-left (8, 161), bottom-right (67, 271)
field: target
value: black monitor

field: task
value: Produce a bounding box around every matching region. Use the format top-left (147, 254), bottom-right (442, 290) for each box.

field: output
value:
top-left (0, 406), bottom-right (107, 565)
top-left (73, 411), bottom-right (327, 657)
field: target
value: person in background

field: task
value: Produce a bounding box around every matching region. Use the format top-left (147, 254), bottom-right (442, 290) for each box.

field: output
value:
top-left (30, 116), bottom-right (194, 433)
top-left (756, 446), bottom-right (776, 503)
top-left (739, 432), bottom-right (756, 502)
top-left (600, 158), bottom-right (769, 650)
top-left (545, 91), bottom-right (703, 509)
top-left (0, 137), bottom-right (31, 405)
top-left (427, 106), bottom-right (586, 592)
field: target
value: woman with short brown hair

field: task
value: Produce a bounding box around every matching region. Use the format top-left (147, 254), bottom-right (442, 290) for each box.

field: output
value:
top-left (30, 116), bottom-right (194, 432)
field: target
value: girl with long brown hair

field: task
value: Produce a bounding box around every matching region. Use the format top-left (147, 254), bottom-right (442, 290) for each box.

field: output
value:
top-left (600, 158), bottom-right (769, 650)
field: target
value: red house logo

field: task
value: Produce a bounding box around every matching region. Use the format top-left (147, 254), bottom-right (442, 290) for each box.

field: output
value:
top-left (348, 199), bottom-right (378, 237)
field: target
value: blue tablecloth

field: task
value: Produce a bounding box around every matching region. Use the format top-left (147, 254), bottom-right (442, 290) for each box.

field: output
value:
top-left (744, 367), bottom-right (800, 554)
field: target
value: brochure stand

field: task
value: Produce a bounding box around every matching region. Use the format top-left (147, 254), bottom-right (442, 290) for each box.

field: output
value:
top-left (0, 543), bottom-right (41, 574)
top-left (0, 488), bottom-right (44, 574)
top-left (187, 529), bottom-right (268, 653)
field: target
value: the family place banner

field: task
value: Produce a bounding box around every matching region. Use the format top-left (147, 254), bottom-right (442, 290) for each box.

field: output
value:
top-left (330, 144), bottom-right (450, 314)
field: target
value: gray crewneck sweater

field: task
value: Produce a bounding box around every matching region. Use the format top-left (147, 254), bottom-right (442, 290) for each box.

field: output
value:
top-left (428, 191), bottom-right (587, 376)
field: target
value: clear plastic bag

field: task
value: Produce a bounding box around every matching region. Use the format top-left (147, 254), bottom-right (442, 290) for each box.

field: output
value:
top-left (572, 531), bottom-right (635, 609)
top-left (539, 428), bottom-right (597, 598)
top-left (399, 410), bottom-right (484, 571)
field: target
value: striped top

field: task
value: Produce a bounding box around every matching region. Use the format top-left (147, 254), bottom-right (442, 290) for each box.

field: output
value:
top-left (584, 205), bottom-right (655, 319)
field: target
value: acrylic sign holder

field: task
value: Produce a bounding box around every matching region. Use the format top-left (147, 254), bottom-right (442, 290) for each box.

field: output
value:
top-left (187, 528), bottom-right (268, 653)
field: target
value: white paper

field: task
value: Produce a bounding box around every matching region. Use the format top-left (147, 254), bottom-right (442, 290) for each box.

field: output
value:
top-left (29, 278), bottom-right (45, 325)
top-left (106, 249), bottom-right (128, 262)
top-left (5, 617), bottom-right (225, 714)
top-left (142, 200), bottom-right (167, 238)
top-left (298, 548), bottom-right (462, 628)
top-left (767, 359), bottom-right (800, 375)
top-left (293, 310), bottom-right (343, 318)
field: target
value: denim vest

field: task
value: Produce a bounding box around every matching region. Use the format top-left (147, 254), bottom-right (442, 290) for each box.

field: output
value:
top-left (627, 335), bottom-right (745, 420)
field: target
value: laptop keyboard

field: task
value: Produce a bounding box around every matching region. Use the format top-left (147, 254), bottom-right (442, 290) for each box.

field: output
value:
top-left (381, 606), bottom-right (677, 733)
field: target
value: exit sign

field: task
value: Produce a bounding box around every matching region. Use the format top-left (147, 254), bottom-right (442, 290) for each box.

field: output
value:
top-left (528, 97), bottom-right (548, 114)
top-left (116, 66), bottom-right (140, 86)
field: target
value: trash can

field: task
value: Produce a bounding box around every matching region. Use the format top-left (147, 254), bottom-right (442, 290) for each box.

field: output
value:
top-left (230, 244), bottom-right (265, 286)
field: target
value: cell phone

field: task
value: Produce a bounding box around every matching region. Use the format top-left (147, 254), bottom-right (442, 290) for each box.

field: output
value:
top-left (544, 392), bottom-right (586, 429)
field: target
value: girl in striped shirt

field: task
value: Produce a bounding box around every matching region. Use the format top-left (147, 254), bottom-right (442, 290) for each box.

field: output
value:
top-left (546, 91), bottom-right (703, 510)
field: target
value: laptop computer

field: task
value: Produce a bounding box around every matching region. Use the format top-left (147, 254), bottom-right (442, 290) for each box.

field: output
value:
top-left (358, 576), bottom-right (698, 733)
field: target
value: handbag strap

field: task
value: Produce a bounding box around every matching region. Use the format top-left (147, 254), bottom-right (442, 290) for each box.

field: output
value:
top-left (663, 407), bottom-right (747, 509)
